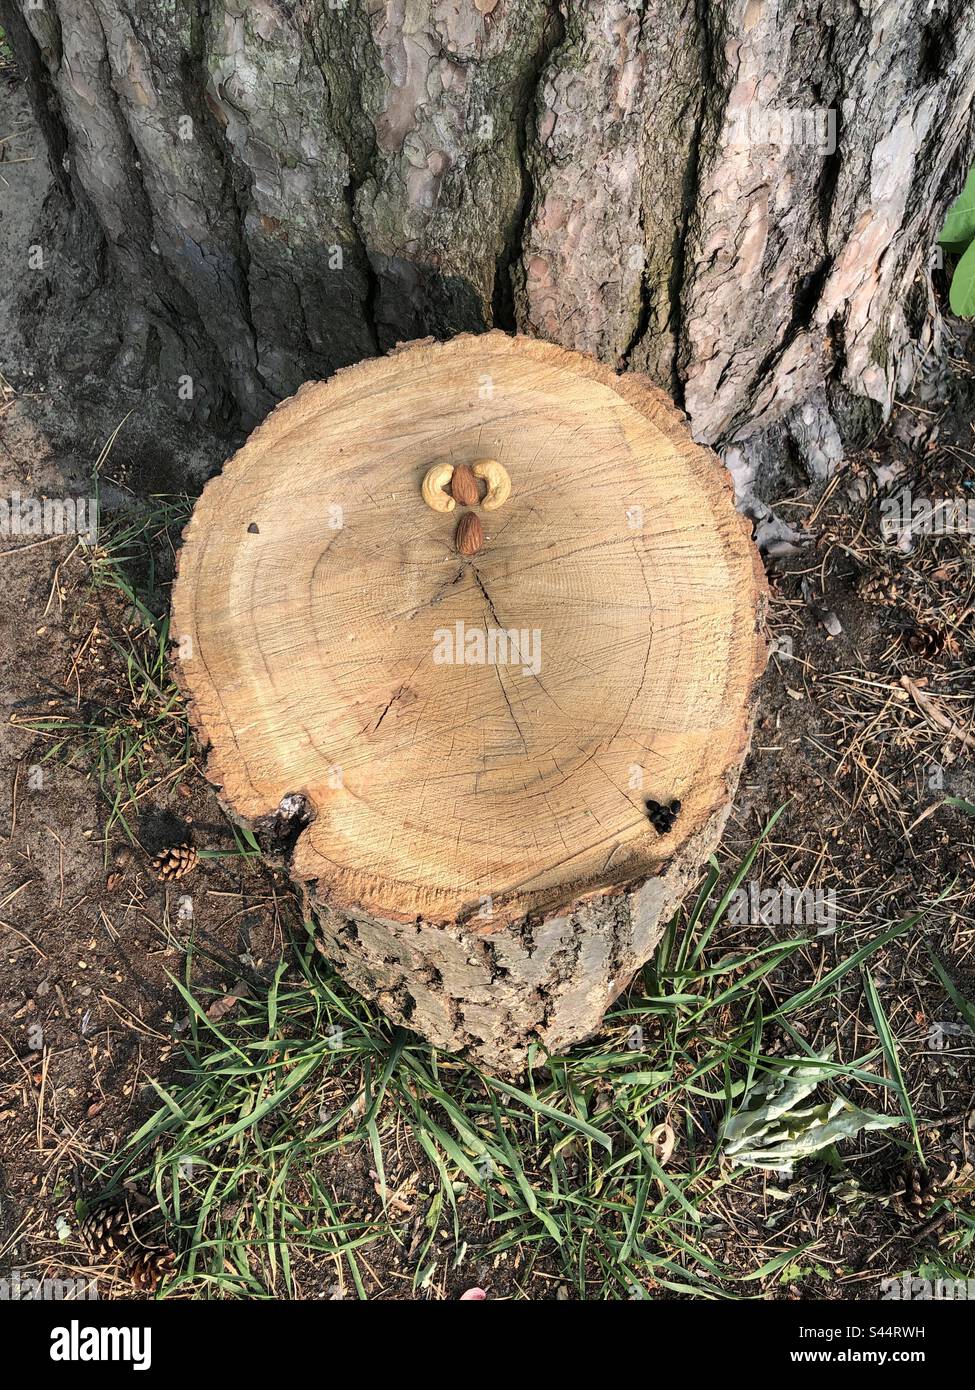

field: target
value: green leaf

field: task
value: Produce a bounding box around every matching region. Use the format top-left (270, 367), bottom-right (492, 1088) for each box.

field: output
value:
top-left (862, 970), bottom-right (921, 1159)
top-left (924, 948), bottom-right (975, 1034)
top-left (949, 236), bottom-right (975, 317)
top-left (740, 1238), bottom-right (821, 1281)
top-left (723, 1051), bottom-right (836, 1153)
top-left (723, 1053), bottom-right (903, 1169)
top-left (485, 1076), bottom-right (613, 1153)
top-left (769, 913), bottom-right (920, 1019)
top-left (940, 163), bottom-right (975, 251)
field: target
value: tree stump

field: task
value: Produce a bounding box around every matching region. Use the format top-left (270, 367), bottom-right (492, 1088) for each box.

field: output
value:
top-left (172, 333), bottom-right (767, 1071)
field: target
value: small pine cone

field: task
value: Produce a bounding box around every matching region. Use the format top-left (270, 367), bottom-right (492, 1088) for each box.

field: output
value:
top-left (80, 1200), bottom-right (134, 1260)
top-left (857, 573), bottom-right (894, 606)
top-left (127, 1245), bottom-right (177, 1293)
top-left (903, 624), bottom-right (944, 660)
top-left (892, 1160), bottom-right (953, 1221)
top-left (151, 842), bottom-right (198, 881)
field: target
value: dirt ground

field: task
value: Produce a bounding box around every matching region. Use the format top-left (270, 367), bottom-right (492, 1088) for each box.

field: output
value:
top-left (0, 69), bottom-right (285, 1289)
top-left (1, 60), bottom-right (974, 1300)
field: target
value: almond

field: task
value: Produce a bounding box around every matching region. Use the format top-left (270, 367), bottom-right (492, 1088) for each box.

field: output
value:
top-left (455, 512), bottom-right (483, 556)
top-left (450, 464), bottom-right (480, 507)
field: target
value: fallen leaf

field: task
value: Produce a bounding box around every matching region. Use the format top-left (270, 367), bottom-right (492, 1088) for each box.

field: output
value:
top-left (207, 985), bottom-right (251, 1022)
top-left (648, 1122), bottom-right (676, 1167)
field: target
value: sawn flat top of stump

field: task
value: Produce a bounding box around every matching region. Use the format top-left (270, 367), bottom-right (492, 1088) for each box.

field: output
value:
top-left (172, 333), bottom-right (767, 925)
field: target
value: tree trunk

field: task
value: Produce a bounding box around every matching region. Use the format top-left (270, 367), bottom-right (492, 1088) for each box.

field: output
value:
top-left (4, 0), bottom-right (975, 443)
top-left (171, 334), bottom-right (766, 1070)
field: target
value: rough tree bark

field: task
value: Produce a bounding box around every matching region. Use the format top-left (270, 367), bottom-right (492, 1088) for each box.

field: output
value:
top-left (171, 334), bottom-right (767, 1070)
top-left (3, 0), bottom-right (975, 450)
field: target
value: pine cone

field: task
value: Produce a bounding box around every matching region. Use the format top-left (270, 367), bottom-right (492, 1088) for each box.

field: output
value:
top-left (892, 1160), bottom-right (954, 1221)
top-left (81, 1193), bottom-right (176, 1290)
top-left (903, 624), bottom-right (945, 660)
top-left (80, 1199), bottom-right (134, 1259)
top-left (857, 572), bottom-right (898, 606)
top-left (151, 842), bottom-right (198, 881)
top-left (127, 1245), bottom-right (177, 1293)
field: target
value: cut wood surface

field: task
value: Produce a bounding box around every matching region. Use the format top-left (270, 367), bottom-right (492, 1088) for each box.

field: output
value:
top-left (173, 333), bottom-right (767, 1068)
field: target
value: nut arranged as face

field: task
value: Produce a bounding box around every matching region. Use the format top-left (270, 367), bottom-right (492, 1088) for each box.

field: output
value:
top-left (455, 512), bottom-right (484, 556)
top-left (473, 459), bottom-right (511, 511)
top-left (421, 459), bottom-right (510, 558)
top-left (421, 463), bottom-right (456, 513)
top-left (450, 463), bottom-right (479, 506)
top-left (421, 459), bottom-right (511, 515)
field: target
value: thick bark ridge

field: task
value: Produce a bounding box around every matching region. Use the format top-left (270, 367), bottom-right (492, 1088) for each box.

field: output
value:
top-left (309, 796), bottom-right (736, 1073)
top-left (4, 0), bottom-right (975, 441)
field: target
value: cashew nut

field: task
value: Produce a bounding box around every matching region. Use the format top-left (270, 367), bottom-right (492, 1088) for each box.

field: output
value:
top-left (421, 463), bottom-right (456, 513)
top-left (473, 459), bottom-right (511, 511)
